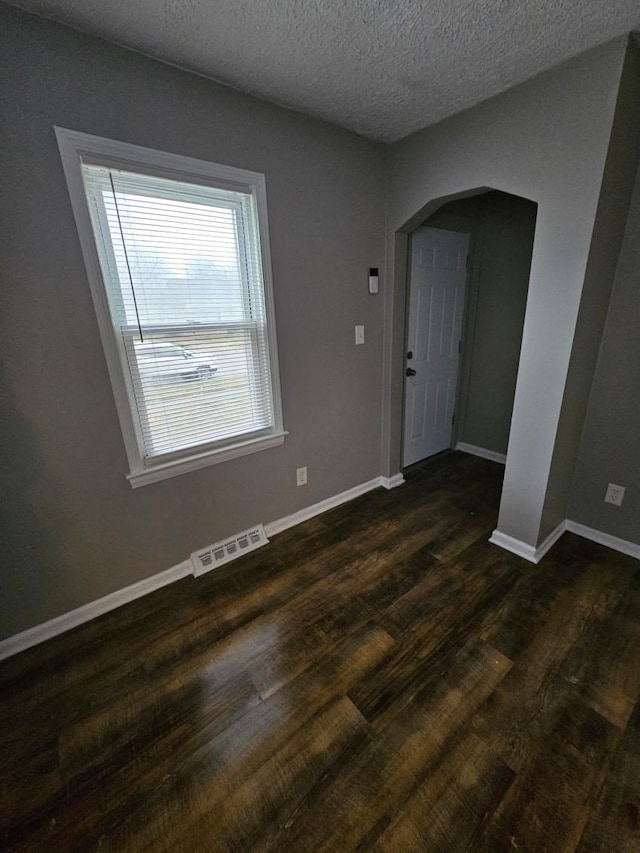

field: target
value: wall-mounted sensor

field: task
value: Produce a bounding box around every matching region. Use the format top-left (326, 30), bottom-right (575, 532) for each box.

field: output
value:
top-left (368, 268), bottom-right (379, 294)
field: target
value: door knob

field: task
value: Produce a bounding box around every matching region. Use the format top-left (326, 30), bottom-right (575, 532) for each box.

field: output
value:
top-left (406, 367), bottom-right (416, 376)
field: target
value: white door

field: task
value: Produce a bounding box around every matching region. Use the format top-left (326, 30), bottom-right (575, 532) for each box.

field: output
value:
top-left (403, 226), bottom-right (469, 467)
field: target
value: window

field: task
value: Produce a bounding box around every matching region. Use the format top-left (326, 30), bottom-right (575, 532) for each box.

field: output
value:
top-left (56, 128), bottom-right (285, 487)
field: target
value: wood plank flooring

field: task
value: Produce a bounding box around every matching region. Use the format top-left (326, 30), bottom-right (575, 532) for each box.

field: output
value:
top-left (1, 451), bottom-right (639, 851)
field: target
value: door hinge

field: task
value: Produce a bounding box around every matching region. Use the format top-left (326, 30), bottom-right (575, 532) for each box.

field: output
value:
top-left (452, 414), bottom-right (455, 427)
top-left (466, 254), bottom-right (470, 269)
top-left (458, 339), bottom-right (462, 354)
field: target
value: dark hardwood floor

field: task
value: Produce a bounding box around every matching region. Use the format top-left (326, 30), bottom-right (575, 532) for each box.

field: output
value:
top-left (1, 452), bottom-right (639, 851)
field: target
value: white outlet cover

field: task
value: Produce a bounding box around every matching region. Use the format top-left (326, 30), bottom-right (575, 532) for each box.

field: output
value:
top-left (604, 483), bottom-right (625, 506)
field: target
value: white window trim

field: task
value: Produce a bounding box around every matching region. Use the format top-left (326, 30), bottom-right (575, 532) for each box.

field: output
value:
top-left (56, 127), bottom-right (286, 487)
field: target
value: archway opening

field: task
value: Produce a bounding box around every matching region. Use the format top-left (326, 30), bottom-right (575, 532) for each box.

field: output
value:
top-left (395, 187), bottom-right (538, 472)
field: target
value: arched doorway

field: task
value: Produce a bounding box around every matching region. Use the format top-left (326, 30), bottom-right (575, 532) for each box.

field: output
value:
top-left (401, 189), bottom-right (538, 469)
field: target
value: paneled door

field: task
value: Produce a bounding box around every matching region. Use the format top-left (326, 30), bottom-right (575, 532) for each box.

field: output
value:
top-left (403, 226), bottom-right (469, 467)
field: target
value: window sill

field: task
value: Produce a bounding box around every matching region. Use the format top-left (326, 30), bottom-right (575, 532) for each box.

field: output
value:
top-left (127, 431), bottom-right (288, 488)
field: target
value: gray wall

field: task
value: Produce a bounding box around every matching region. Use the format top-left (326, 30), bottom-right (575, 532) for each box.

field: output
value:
top-left (383, 38), bottom-right (627, 549)
top-left (569, 156), bottom-right (640, 544)
top-left (427, 192), bottom-right (536, 456)
top-left (539, 38), bottom-right (640, 542)
top-left (0, 5), bottom-right (387, 638)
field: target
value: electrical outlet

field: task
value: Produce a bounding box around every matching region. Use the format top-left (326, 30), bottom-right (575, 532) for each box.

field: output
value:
top-left (296, 466), bottom-right (307, 486)
top-left (604, 483), bottom-right (625, 506)
top-left (355, 325), bottom-right (365, 345)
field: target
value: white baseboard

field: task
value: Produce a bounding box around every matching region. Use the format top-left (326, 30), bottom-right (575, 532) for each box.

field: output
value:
top-left (534, 521), bottom-right (568, 562)
top-left (566, 520), bottom-right (640, 560)
top-left (456, 442), bottom-right (506, 465)
top-left (5, 470), bottom-right (636, 662)
top-left (490, 518), bottom-right (640, 565)
top-left (489, 521), bottom-right (567, 564)
top-left (489, 530), bottom-right (538, 562)
top-left (264, 475), bottom-right (403, 537)
top-left (0, 474), bottom-right (405, 660)
top-left (0, 560), bottom-right (192, 662)
top-left (380, 473), bottom-right (406, 490)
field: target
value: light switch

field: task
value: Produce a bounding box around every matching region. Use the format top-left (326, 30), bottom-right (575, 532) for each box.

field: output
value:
top-left (355, 325), bottom-right (365, 345)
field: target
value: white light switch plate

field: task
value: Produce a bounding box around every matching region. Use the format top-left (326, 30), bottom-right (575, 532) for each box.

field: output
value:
top-left (355, 325), bottom-right (365, 345)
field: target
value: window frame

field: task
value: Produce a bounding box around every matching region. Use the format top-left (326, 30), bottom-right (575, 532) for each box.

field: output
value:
top-left (56, 127), bottom-right (286, 487)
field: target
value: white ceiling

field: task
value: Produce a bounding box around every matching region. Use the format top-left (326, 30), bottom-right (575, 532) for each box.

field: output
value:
top-left (10, 0), bottom-right (640, 142)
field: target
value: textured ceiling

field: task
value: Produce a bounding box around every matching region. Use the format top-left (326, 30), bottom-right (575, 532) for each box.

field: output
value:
top-left (9, 0), bottom-right (640, 141)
